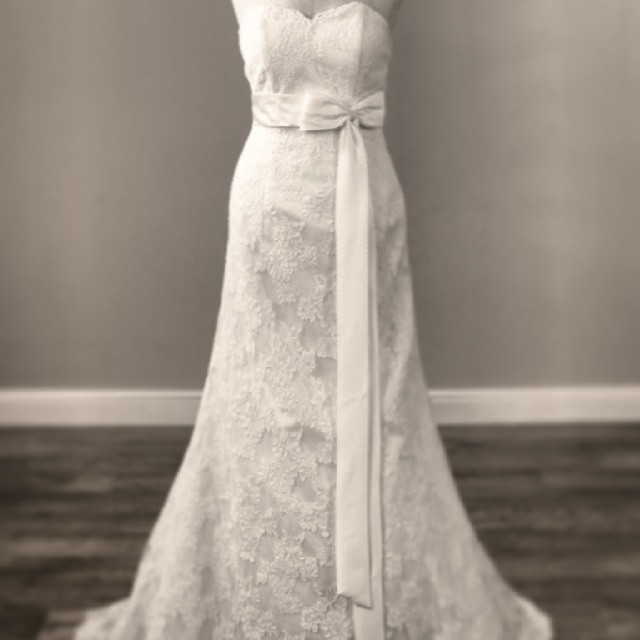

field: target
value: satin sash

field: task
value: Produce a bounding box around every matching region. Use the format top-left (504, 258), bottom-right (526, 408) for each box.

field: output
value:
top-left (251, 90), bottom-right (385, 638)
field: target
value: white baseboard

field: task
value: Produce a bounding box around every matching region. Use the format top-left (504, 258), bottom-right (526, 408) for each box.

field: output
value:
top-left (0, 389), bottom-right (201, 427)
top-left (0, 386), bottom-right (639, 427)
top-left (432, 386), bottom-right (640, 425)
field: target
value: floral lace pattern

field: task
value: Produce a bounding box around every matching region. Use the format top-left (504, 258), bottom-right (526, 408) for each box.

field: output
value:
top-left (74, 3), bottom-right (553, 639)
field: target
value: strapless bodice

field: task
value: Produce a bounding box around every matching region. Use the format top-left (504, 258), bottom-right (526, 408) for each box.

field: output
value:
top-left (237, 2), bottom-right (392, 98)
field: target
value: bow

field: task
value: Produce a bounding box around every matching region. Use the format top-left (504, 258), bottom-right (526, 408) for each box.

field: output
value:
top-left (299, 90), bottom-right (386, 130)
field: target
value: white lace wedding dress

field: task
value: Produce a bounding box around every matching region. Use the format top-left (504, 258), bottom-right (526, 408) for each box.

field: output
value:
top-left (73, 2), bottom-right (553, 638)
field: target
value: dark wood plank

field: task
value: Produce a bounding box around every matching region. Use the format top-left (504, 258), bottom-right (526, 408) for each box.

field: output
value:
top-left (0, 424), bottom-right (638, 639)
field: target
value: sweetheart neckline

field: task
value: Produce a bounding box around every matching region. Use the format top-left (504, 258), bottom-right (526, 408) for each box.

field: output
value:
top-left (237, 1), bottom-right (391, 35)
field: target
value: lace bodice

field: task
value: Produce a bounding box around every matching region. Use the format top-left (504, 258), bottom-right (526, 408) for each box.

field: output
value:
top-left (238, 2), bottom-right (392, 98)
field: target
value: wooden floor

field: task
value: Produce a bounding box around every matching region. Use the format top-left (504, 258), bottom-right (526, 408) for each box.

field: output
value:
top-left (1, 424), bottom-right (639, 640)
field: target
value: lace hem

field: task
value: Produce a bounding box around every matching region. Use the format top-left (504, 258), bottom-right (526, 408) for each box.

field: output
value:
top-left (72, 594), bottom-right (553, 640)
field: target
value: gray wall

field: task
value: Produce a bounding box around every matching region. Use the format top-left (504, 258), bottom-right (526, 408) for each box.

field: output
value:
top-left (1, 0), bottom-right (639, 390)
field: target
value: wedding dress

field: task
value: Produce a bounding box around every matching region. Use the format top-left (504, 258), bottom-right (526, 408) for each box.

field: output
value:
top-left (73, 2), bottom-right (553, 638)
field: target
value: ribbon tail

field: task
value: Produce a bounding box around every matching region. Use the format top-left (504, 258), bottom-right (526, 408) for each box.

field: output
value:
top-left (353, 129), bottom-right (386, 638)
top-left (335, 121), bottom-right (373, 609)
